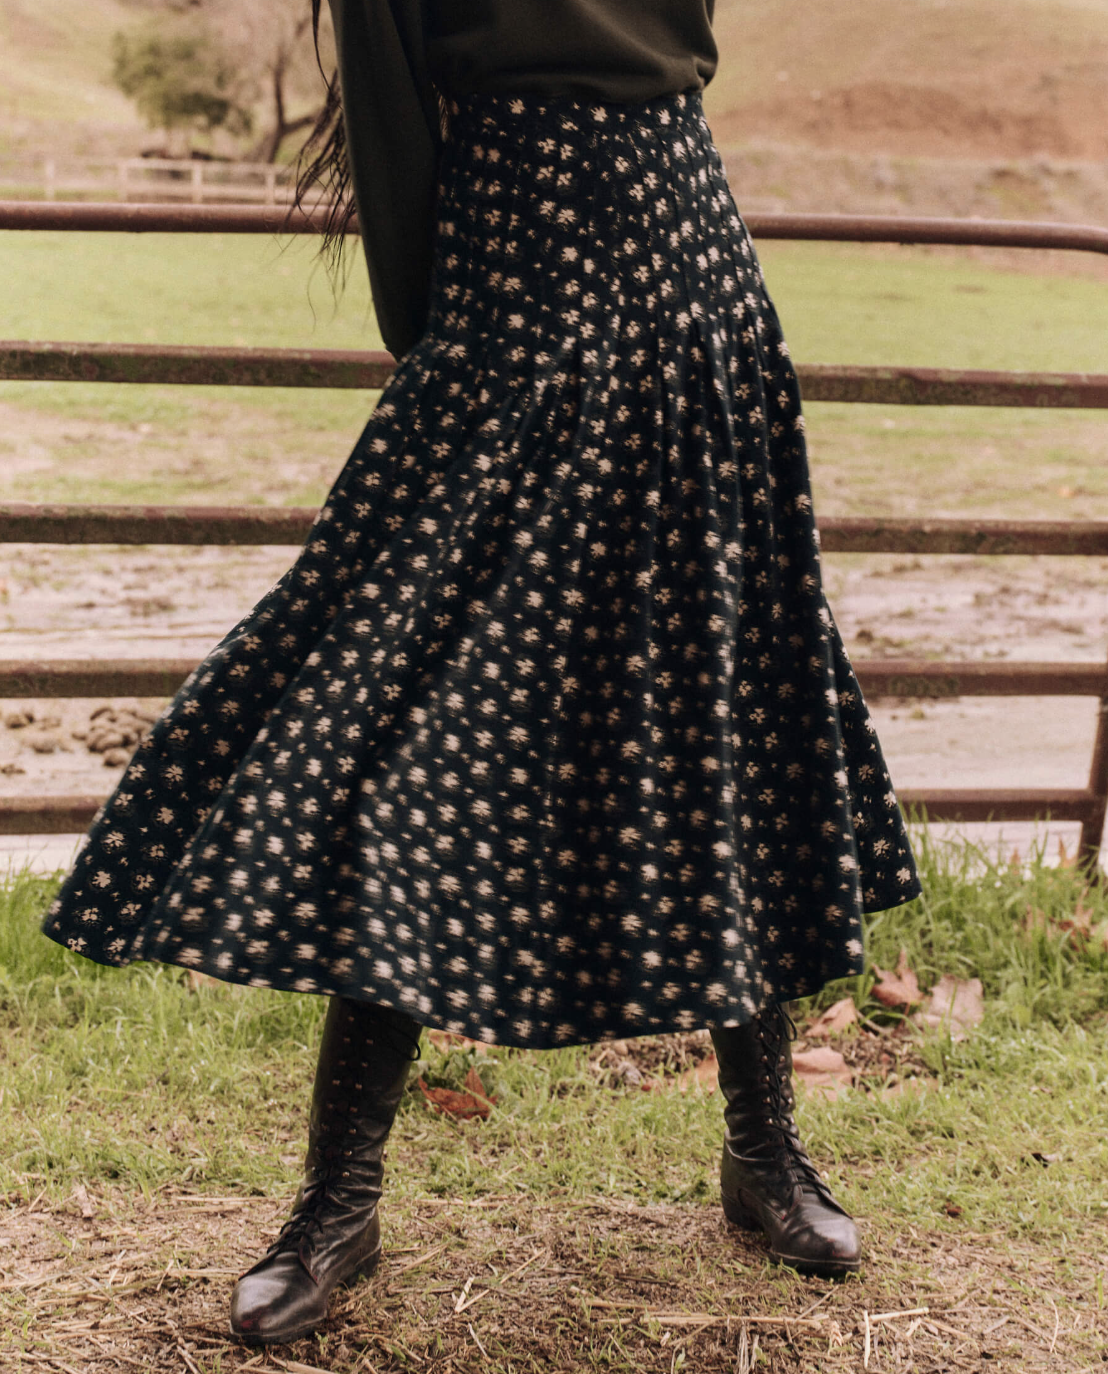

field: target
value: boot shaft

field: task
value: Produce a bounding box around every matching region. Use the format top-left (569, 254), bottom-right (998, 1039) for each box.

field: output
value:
top-left (710, 1002), bottom-right (798, 1139)
top-left (304, 997), bottom-right (423, 1184)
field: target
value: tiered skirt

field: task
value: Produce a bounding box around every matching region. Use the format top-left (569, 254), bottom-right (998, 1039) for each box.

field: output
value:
top-left (42, 89), bottom-right (921, 1048)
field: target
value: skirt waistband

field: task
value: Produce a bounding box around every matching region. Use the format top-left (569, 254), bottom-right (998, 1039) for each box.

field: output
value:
top-left (445, 86), bottom-right (704, 128)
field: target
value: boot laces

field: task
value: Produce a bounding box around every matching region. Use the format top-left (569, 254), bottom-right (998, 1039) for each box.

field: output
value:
top-left (753, 1004), bottom-right (836, 1201)
top-left (258, 999), bottom-right (419, 1266)
top-left (264, 1186), bottom-right (328, 1260)
top-left (262, 1157), bottom-right (349, 1261)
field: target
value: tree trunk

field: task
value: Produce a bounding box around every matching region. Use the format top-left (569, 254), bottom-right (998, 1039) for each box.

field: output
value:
top-left (247, 59), bottom-right (319, 162)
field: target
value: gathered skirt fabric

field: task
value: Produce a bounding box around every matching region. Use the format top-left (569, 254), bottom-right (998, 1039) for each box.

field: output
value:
top-left (42, 89), bottom-right (921, 1048)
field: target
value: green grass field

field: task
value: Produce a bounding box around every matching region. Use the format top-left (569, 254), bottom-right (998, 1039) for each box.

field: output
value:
top-left (3, 835), bottom-right (1106, 1215)
top-left (2, 838), bottom-right (1107, 1369)
top-left (2, 232), bottom-right (1106, 519)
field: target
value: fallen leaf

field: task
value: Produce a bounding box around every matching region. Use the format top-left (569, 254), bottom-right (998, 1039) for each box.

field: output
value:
top-left (1060, 905), bottom-right (1094, 944)
top-left (913, 975), bottom-right (984, 1041)
top-left (792, 1045), bottom-right (853, 1098)
top-left (805, 996), bottom-right (859, 1038)
top-left (1025, 897), bottom-right (1108, 953)
top-left (871, 948), bottom-right (923, 1011)
top-left (417, 1075), bottom-right (496, 1121)
top-left (463, 1065), bottom-right (498, 1107)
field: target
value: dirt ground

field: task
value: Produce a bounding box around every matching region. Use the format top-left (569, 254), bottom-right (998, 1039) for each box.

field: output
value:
top-left (3, 1149), bottom-right (1103, 1372)
top-left (4, 985), bottom-right (1103, 1370)
top-left (1, 1021), bottom-right (1100, 1372)
top-left (2, 541), bottom-right (1104, 873)
top-left (705, 0), bottom-right (1108, 163)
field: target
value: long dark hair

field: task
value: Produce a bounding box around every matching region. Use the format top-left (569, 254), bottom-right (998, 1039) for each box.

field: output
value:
top-left (288, 0), bottom-right (355, 275)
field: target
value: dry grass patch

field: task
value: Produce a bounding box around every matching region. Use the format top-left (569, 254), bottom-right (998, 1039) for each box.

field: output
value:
top-left (3, 1184), bottom-right (1106, 1372)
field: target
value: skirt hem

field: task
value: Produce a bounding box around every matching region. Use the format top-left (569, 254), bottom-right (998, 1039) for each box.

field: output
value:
top-left (40, 873), bottom-right (918, 1051)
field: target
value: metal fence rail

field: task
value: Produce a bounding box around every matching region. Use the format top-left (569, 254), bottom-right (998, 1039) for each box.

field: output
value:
top-left (4, 342), bottom-right (1108, 409)
top-left (4, 202), bottom-right (1108, 255)
top-left (1, 203), bottom-right (1106, 869)
top-left (4, 505), bottom-right (1107, 556)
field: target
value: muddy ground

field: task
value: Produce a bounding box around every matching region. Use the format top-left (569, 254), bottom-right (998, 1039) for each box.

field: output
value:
top-left (1, 542), bottom-right (1105, 873)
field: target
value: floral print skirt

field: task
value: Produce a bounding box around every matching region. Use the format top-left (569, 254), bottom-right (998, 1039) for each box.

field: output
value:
top-left (42, 89), bottom-right (921, 1048)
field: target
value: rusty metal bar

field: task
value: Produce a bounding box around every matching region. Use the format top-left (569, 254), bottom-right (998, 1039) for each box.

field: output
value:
top-left (0, 786), bottom-right (1097, 836)
top-left (799, 365), bottom-right (1108, 409)
top-left (2, 202), bottom-right (1108, 256)
top-left (1, 657), bottom-right (1102, 701)
top-left (0, 342), bottom-right (394, 390)
top-left (3, 503), bottom-right (1107, 556)
top-left (0, 202), bottom-right (328, 234)
top-left (0, 501), bottom-right (316, 546)
top-left (0, 798), bottom-right (104, 835)
top-left (857, 661), bottom-right (1107, 699)
top-left (0, 660), bottom-right (198, 699)
top-left (898, 789), bottom-right (1098, 824)
top-left (818, 518), bottom-right (1108, 557)
top-left (4, 342), bottom-right (1108, 409)
top-left (745, 213), bottom-right (1108, 257)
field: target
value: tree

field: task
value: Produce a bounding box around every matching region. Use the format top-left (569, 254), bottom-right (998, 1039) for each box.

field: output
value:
top-left (111, 20), bottom-right (255, 145)
top-left (222, 2), bottom-right (325, 163)
top-left (112, 0), bottom-right (335, 163)
top-left (208, 0), bottom-right (335, 163)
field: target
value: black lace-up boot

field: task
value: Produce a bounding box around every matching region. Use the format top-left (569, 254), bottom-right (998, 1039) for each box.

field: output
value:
top-left (230, 997), bottom-right (423, 1344)
top-left (710, 1003), bottom-right (861, 1278)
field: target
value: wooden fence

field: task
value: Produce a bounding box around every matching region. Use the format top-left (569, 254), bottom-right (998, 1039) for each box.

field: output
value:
top-left (25, 158), bottom-right (296, 204)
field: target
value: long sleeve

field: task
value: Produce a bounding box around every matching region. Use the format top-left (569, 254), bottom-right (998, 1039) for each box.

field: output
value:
top-left (328, 0), bottom-right (443, 360)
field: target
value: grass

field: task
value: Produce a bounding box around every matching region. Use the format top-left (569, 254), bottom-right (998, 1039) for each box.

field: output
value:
top-left (6, 232), bottom-right (1107, 365)
top-left (3, 833), bottom-right (1106, 1217)
top-left (2, 233), bottom-right (1106, 520)
top-left (2, 836), bottom-right (1107, 1369)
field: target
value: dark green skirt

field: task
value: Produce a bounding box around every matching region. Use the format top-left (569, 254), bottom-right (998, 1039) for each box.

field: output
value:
top-left (42, 89), bottom-right (921, 1048)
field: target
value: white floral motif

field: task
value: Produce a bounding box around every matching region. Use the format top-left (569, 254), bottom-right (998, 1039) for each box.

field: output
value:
top-left (39, 88), bottom-right (919, 1051)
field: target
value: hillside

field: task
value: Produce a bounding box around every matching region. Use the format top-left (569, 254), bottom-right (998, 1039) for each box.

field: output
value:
top-left (0, 0), bottom-right (141, 158)
top-left (1, 0), bottom-right (1106, 220)
top-left (703, 0), bottom-right (1108, 160)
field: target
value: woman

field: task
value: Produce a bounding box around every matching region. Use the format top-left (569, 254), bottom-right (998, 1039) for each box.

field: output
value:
top-left (42, 0), bottom-right (921, 1345)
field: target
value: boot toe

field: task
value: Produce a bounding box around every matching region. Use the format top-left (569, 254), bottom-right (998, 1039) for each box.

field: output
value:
top-left (230, 1254), bottom-right (325, 1345)
top-left (775, 1214), bottom-right (861, 1278)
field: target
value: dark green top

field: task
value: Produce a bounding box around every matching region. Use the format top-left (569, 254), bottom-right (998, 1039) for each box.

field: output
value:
top-left (328, 0), bottom-right (718, 358)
